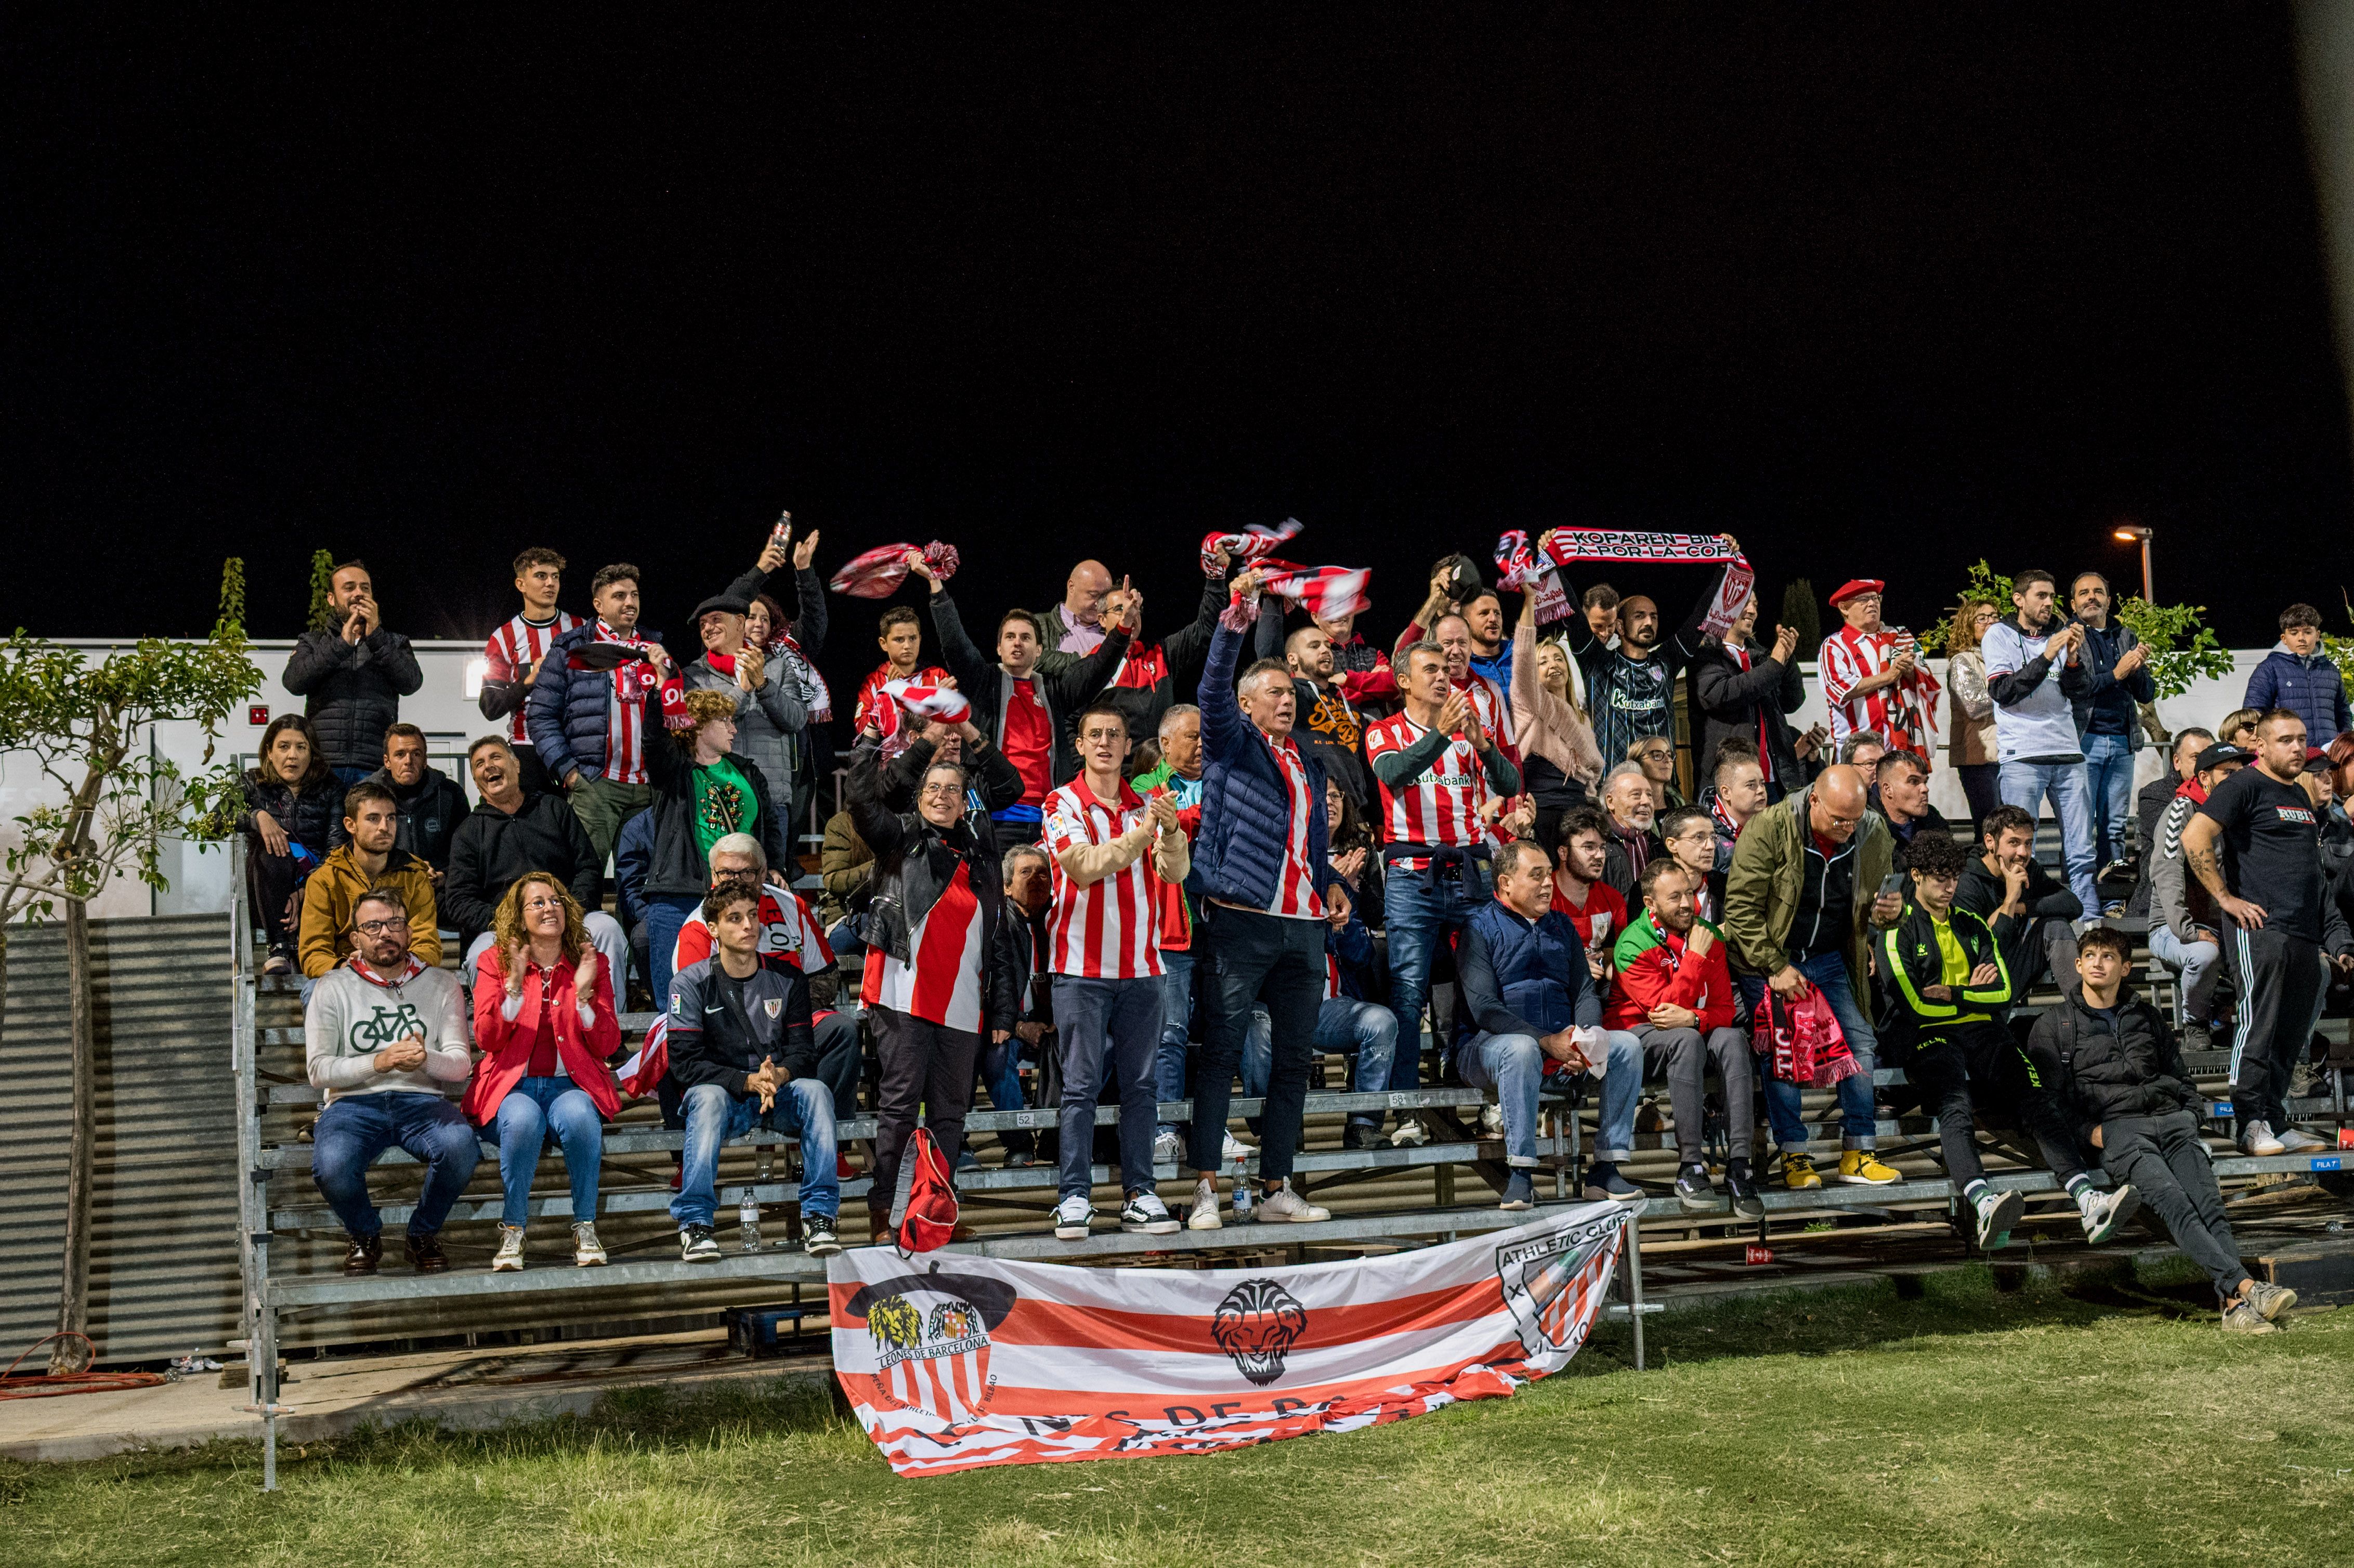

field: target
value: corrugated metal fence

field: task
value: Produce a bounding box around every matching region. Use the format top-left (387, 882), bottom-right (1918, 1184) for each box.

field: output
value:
top-left (0, 915), bottom-right (239, 1365)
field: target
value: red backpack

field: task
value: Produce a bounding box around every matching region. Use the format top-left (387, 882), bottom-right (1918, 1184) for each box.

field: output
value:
top-left (888, 1128), bottom-right (960, 1253)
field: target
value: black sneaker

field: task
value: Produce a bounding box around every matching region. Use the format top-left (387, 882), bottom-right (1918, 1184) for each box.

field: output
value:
top-left (1343, 1122), bottom-right (1381, 1152)
top-left (1673, 1165), bottom-right (1721, 1214)
top-left (803, 1216), bottom-right (842, 1258)
top-left (342, 1232), bottom-right (382, 1276)
top-left (405, 1232), bottom-right (448, 1274)
top-left (1725, 1158), bottom-right (1764, 1219)
top-left (1499, 1171), bottom-right (1536, 1211)
top-left (679, 1223), bottom-right (721, 1263)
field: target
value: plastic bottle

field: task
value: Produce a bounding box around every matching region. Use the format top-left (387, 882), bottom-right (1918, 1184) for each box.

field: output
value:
top-left (738, 1192), bottom-right (762, 1252)
top-left (1231, 1154), bottom-right (1253, 1221)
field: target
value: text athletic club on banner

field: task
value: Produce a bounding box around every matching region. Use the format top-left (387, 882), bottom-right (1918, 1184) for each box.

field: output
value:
top-left (827, 1204), bottom-right (1630, 1476)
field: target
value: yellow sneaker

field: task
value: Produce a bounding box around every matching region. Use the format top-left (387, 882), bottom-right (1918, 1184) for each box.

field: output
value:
top-left (1837, 1148), bottom-right (1900, 1186)
top-left (1778, 1151), bottom-right (1822, 1191)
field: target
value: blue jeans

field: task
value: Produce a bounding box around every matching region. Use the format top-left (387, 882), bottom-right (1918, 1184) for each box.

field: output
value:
top-left (1242, 998), bottom-right (1401, 1128)
top-left (977, 1031), bottom-right (1036, 1157)
top-left (1155, 951), bottom-right (1196, 1139)
top-left (671, 1079), bottom-right (840, 1227)
top-left (2148, 923), bottom-right (2221, 1026)
top-left (1382, 859), bottom-right (1489, 1087)
top-left (492, 1076), bottom-right (603, 1228)
top-left (310, 1091), bottom-right (481, 1239)
top-left (1459, 1029), bottom-right (1639, 1168)
top-left (1581, 1029), bottom-right (1653, 1163)
top-left (1998, 758), bottom-right (2098, 914)
top-left (2082, 733), bottom-right (2137, 872)
top-left (1053, 975), bottom-right (1162, 1199)
top-left (1737, 951), bottom-right (1880, 1149)
top-left (646, 892), bottom-right (703, 1009)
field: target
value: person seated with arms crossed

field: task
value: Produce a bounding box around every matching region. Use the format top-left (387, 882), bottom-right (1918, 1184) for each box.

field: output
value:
top-left (1955, 803), bottom-right (2083, 1001)
top-left (666, 883), bottom-right (842, 1261)
top-left (2031, 927), bottom-right (2297, 1334)
top-left (296, 780), bottom-right (442, 1001)
top-left (339, 723), bottom-right (467, 878)
top-left (1607, 859), bottom-right (1758, 1216)
top-left (1878, 829), bottom-right (2136, 1250)
top-left (241, 714), bottom-right (342, 975)
top-left (443, 736), bottom-right (630, 995)
top-left (465, 874), bottom-right (622, 1272)
top-left (1454, 838), bottom-right (1643, 1210)
top-left (304, 887), bottom-right (475, 1276)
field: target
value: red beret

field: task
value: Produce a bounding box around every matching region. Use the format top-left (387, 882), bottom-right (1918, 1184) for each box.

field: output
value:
top-left (1828, 579), bottom-right (1886, 607)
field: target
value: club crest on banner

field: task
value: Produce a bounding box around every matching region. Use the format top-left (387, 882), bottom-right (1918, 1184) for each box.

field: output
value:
top-left (1496, 1210), bottom-right (1626, 1356)
top-left (1210, 1278), bottom-right (1308, 1385)
top-left (844, 1268), bottom-right (1017, 1428)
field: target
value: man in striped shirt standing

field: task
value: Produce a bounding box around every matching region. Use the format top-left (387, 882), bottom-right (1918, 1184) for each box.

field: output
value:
top-left (1364, 641), bottom-right (1522, 1141)
top-left (1043, 701), bottom-right (1192, 1239)
top-left (478, 547), bottom-right (584, 798)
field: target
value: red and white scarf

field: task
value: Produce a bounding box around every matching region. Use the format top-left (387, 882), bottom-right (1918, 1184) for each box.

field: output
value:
top-left (1264, 566), bottom-right (1371, 622)
top-left (1200, 517), bottom-right (1303, 575)
top-left (830, 541), bottom-right (961, 599)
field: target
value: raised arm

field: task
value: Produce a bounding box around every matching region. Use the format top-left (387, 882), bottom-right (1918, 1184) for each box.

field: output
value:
top-left (844, 739), bottom-right (908, 860)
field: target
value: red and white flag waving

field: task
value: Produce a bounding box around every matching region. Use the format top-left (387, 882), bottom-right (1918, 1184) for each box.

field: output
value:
top-left (1265, 566), bottom-right (1372, 622)
top-left (886, 679), bottom-right (972, 725)
top-left (830, 1203), bottom-right (1627, 1477)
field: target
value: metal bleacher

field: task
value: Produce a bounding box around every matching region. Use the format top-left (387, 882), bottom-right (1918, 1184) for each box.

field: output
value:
top-left (232, 814), bottom-right (2354, 1488)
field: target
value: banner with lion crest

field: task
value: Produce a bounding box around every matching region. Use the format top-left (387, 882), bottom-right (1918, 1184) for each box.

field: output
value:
top-left (827, 1203), bottom-right (1628, 1476)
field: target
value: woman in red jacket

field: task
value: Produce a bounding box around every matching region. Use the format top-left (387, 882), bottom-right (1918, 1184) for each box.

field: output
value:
top-left (467, 874), bottom-right (622, 1271)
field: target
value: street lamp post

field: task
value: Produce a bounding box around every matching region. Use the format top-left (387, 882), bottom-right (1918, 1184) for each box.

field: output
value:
top-left (2112, 525), bottom-right (2153, 600)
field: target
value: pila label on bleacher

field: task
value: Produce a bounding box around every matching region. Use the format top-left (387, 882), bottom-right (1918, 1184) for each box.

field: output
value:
top-left (827, 1204), bottom-right (1629, 1477)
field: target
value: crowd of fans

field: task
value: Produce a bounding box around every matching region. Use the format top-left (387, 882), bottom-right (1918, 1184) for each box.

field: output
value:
top-left (253, 525), bottom-right (2353, 1334)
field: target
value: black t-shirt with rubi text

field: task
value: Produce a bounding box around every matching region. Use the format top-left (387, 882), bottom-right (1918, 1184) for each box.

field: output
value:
top-left (2195, 766), bottom-right (2325, 943)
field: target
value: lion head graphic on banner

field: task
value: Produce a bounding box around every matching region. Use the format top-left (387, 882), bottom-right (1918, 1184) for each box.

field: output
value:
top-left (1211, 1278), bottom-right (1309, 1386)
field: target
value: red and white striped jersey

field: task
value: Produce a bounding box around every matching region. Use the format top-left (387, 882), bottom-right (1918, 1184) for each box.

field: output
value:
top-left (860, 859), bottom-right (986, 1033)
top-left (485, 611), bottom-right (584, 744)
top-left (1262, 734), bottom-right (1325, 920)
top-left (596, 618), bottom-right (655, 785)
top-left (1042, 778), bottom-right (1165, 979)
top-left (671, 887), bottom-right (834, 977)
top-left (1819, 625), bottom-right (1934, 764)
top-left (1364, 711), bottom-right (1493, 869)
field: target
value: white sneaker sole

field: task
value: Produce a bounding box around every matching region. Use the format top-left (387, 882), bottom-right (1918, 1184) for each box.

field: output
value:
top-left (492, 1257), bottom-right (525, 1273)
top-left (682, 1249), bottom-right (721, 1264)
top-left (2083, 1184), bottom-right (2139, 1245)
top-left (1255, 1206), bottom-right (1330, 1224)
top-left (1122, 1217), bottom-right (1182, 1235)
top-left (1835, 1169), bottom-right (1898, 1186)
top-left (2243, 1140), bottom-right (2287, 1157)
top-left (573, 1253), bottom-right (606, 1268)
top-left (805, 1241), bottom-right (842, 1258)
top-left (1053, 1221), bottom-right (1092, 1240)
top-left (1975, 1190), bottom-right (2024, 1248)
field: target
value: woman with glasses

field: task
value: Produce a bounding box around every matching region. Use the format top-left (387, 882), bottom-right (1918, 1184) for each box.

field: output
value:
top-left (847, 710), bottom-right (1024, 1238)
top-left (1628, 736), bottom-right (1688, 814)
top-left (465, 873), bottom-right (621, 1271)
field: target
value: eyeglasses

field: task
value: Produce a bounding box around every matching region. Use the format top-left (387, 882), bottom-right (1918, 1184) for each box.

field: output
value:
top-left (353, 919), bottom-right (403, 937)
top-left (523, 897), bottom-right (563, 912)
top-left (920, 784), bottom-right (963, 800)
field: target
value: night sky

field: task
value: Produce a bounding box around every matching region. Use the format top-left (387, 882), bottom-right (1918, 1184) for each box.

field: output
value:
top-left (7, 10), bottom-right (2349, 705)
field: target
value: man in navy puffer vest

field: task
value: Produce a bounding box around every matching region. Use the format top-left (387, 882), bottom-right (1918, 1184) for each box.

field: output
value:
top-left (1181, 571), bottom-right (1342, 1232)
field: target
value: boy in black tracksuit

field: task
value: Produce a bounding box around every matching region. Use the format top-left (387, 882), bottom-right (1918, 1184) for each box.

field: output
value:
top-left (2031, 927), bottom-right (2295, 1332)
top-left (1879, 831), bottom-right (2130, 1250)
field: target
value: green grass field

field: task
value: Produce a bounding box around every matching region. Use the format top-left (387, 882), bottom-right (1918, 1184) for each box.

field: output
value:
top-left (5, 1261), bottom-right (2349, 1568)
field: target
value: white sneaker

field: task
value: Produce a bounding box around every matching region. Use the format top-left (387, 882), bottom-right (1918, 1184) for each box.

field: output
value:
top-left (1390, 1117), bottom-right (1430, 1148)
top-left (2241, 1121), bottom-right (2286, 1157)
top-left (492, 1224), bottom-right (526, 1272)
top-left (2076, 1184), bottom-right (2138, 1245)
top-left (2274, 1125), bottom-right (2332, 1154)
top-left (1972, 1188), bottom-right (2023, 1251)
top-left (1120, 1191), bottom-right (1181, 1234)
top-left (1222, 1131), bottom-right (1249, 1164)
top-left (1480, 1103), bottom-right (1505, 1136)
top-left (1153, 1130), bottom-right (1183, 1164)
top-left (1254, 1182), bottom-right (1330, 1224)
top-left (571, 1222), bottom-right (607, 1267)
top-left (1051, 1193), bottom-right (1094, 1240)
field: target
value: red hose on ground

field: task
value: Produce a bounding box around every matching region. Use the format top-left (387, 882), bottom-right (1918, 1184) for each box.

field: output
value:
top-left (0, 1332), bottom-right (167, 1399)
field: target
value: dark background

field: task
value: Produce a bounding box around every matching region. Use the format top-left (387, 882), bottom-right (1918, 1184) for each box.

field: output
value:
top-left (6, 9), bottom-right (2350, 705)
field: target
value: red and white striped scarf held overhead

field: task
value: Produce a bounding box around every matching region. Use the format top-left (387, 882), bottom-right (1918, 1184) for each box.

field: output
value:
top-left (1500, 529), bottom-right (1755, 641)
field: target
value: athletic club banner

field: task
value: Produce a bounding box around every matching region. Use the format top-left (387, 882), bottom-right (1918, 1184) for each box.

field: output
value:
top-left (828, 1204), bottom-right (1628, 1476)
